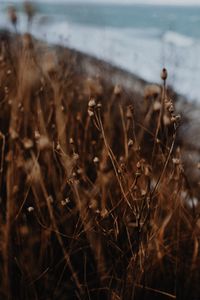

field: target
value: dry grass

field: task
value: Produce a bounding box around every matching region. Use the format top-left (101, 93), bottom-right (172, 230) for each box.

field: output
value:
top-left (0, 29), bottom-right (199, 300)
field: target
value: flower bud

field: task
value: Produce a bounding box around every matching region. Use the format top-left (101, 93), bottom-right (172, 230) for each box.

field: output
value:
top-left (161, 68), bottom-right (168, 81)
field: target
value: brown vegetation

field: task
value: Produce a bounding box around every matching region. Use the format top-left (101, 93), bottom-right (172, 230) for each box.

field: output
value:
top-left (0, 30), bottom-right (199, 300)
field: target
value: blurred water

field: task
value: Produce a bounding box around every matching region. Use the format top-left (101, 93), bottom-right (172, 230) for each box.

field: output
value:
top-left (0, 1), bottom-right (200, 101)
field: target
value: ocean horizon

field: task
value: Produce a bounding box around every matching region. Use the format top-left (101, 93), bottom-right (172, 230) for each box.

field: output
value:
top-left (0, 1), bottom-right (200, 101)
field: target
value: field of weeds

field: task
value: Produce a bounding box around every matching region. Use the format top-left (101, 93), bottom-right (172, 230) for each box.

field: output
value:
top-left (0, 5), bottom-right (199, 300)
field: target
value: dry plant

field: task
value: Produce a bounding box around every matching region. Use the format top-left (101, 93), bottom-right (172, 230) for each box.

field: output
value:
top-left (0, 19), bottom-right (199, 300)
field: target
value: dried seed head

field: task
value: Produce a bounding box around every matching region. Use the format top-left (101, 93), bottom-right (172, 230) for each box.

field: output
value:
top-left (135, 171), bottom-right (141, 177)
top-left (69, 138), bottom-right (74, 145)
top-left (27, 206), bottom-right (34, 212)
top-left (175, 114), bottom-right (181, 122)
top-left (23, 138), bottom-right (34, 149)
top-left (47, 196), bottom-right (54, 204)
top-left (141, 190), bottom-right (147, 196)
top-left (119, 156), bottom-right (124, 163)
top-left (156, 138), bottom-right (160, 144)
top-left (88, 98), bottom-right (96, 108)
top-left (101, 209), bottom-right (108, 218)
top-left (165, 98), bottom-right (172, 108)
top-left (24, 1), bottom-right (35, 23)
top-left (4, 86), bottom-right (9, 94)
top-left (61, 198), bottom-right (70, 206)
top-left (168, 105), bottom-right (174, 113)
top-left (89, 199), bottom-right (98, 210)
top-left (128, 139), bottom-right (134, 147)
top-left (34, 130), bottom-right (40, 140)
top-left (161, 68), bottom-right (168, 81)
top-left (136, 161), bottom-right (141, 169)
top-left (8, 6), bottom-right (17, 27)
top-left (117, 169), bottom-right (121, 174)
top-left (18, 102), bottom-right (22, 109)
top-left (72, 172), bottom-right (77, 178)
top-left (93, 157), bottom-right (99, 163)
top-left (56, 143), bottom-right (61, 151)
top-left (65, 198), bottom-right (70, 204)
top-left (77, 168), bottom-right (83, 174)
top-left (144, 165), bottom-right (151, 176)
top-left (9, 128), bottom-right (18, 140)
top-left (73, 153), bottom-right (79, 161)
top-left (88, 109), bottom-right (94, 117)
top-left (37, 136), bottom-right (51, 151)
top-left (172, 158), bottom-right (180, 165)
top-left (171, 116), bottom-right (177, 123)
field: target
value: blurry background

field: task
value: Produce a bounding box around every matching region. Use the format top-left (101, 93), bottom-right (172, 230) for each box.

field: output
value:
top-left (0, 0), bottom-right (200, 101)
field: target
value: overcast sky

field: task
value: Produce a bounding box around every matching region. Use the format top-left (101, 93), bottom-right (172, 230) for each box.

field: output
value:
top-left (41, 0), bottom-right (200, 5)
top-left (8, 0), bottom-right (200, 5)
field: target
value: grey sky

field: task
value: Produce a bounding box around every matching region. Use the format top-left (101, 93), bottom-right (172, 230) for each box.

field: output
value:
top-left (9, 0), bottom-right (200, 5)
top-left (96, 0), bottom-right (198, 4)
top-left (66, 0), bottom-right (200, 4)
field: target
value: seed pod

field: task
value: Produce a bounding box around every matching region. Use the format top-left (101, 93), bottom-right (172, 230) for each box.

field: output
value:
top-left (172, 158), bottom-right (180, 165)
top-left (97, 103), bottom-right (102, 109)
top-left (69, 138), bottom-right (74, 145)
top-left (93, 157), bottom-right (99, 163)
top-left (88, 98), bottom-right (96, 108)
top-left (88, 109), bottom-right (94, 117)
top-left (23, 138), bottom-right (34, 149)
top-left (27, 206), bottom-right (34, 212)
top-left (8, 6), bottom-right (17, 27)
top-left (24, 1), bottom-right (35, 24)
top-left (73, 153), bottom-right (79, 161)
top-left (161, 68), bottom-right (168, 81)
top-left (175, 114), bottom-right (181, 122)
top-left (37, 136), bottom-right (51, 151)
top-left (128, 139), bottom-right (134, 147)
